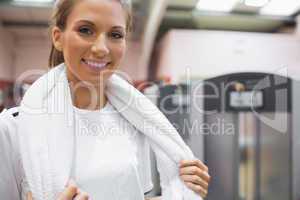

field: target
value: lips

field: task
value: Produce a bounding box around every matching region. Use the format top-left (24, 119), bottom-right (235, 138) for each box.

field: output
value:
top-left (81, 59), bottom-right (110, 72)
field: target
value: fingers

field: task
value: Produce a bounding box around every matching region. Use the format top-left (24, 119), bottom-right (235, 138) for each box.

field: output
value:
top-left (180, 159), bottom-right (208, 172)
top-left (26, 192), bottom-right (33, 200)
top-left (58, 180), bottom-right (78, 200)
top-left (179, 159), bottom-right (211, 198)
top-left (180, 174), bottom-right (209, 190)
top-left (185, 182), bottom-right (208, 198)
top-left (74, 189), bottom-right (90, 200)
top-left (74, 192), bottom-right (89, 200)
top-left (180, 166), bottom-right (211, 182)
top-left (58, 186), bottom-right (78, 200)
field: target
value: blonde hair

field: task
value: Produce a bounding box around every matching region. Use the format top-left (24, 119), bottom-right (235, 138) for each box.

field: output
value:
top-left (48, 0), bottom-right (132, 68)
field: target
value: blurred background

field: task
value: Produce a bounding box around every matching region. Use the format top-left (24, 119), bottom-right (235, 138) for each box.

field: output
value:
top-left (0, 0), bottom-right (300, 106)
top-left (1, 0), bottom-right (300, 199)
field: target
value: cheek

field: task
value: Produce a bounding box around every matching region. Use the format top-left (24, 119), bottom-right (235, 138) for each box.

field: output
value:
top-left (111, 42), bottom-right (126, 63)
top-left (64, 33), bottom-right (91, 60)
top-left (63, 33), bottom-right (92, 80)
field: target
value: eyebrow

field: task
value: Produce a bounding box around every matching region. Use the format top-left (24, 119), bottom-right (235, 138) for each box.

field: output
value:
top-left (76, 19), bottom-right (95, 26)
top-left (75, 19), bottom-right (126, 30)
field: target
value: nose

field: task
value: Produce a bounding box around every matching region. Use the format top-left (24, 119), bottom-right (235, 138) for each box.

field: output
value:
top-left (91, 34), bottom-right (109, 57)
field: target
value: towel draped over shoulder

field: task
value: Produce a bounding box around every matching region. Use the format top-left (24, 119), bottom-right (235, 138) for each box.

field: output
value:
top-left (18, 63), bottom-right (201, 200)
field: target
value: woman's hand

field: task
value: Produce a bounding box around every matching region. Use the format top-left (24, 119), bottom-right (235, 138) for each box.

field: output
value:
top-left (58, 180), bottom-right (89, 200)
top-left (179, 159), bottom-right (211, 198)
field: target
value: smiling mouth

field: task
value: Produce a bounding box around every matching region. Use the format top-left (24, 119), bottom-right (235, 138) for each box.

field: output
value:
top-left (81, 59), bottom-right (111, 71)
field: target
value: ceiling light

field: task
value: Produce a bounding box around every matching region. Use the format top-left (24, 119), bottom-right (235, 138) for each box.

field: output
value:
top-left (244, 0), bottom-right (270, 7)
top-left (196, 0), bottom-right (238, 12)
top-left (260, 0), bottom-right (300, 16)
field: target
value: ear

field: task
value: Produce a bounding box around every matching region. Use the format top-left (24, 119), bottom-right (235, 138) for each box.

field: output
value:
top-left (52, 26), bottom-right (64, 52)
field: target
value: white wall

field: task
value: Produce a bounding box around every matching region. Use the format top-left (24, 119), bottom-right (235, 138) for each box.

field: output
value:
top-left (157, 30), bottom-right (300, 83)
top-left (120, 41), bottom-right (147, 81)
top-left (0, 24), bottom-right (13, 80)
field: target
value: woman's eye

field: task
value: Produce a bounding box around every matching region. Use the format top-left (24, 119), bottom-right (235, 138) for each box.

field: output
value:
top-left (78, 27), bottom-right (93, 35)
top-left (110, 32), bottom-right (124, 39)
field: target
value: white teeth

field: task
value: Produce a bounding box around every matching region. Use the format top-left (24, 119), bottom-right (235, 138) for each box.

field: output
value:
top-left (84, 60), bottom-right (107, 68)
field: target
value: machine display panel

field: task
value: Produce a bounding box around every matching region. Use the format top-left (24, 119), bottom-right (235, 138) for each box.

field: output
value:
top-left (230, 91), bottom-right (263, 108)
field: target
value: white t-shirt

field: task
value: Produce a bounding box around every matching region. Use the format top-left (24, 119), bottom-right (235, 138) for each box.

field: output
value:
top-left (72, 101), bottom-right (153, 199)
top-left (0, 104), bottom-right (153, 200)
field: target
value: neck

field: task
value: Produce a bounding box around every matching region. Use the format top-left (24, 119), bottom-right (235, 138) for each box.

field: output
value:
top-left (70, 77), bottom-right (107, 110)
top-left (66, 67), bottom-right (108, 110)
top-left (69, 82), bottom-right (107, 110)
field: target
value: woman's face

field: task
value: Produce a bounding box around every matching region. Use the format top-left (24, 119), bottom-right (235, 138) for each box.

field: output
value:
top-left (53, 0), bottom-right (127, 87)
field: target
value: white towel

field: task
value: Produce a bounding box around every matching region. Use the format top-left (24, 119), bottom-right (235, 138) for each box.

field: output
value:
top-left (18, 63), bottom-right (201, 200)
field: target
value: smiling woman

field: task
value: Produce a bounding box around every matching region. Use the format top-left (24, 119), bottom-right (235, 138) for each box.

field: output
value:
top-left (0, 0), bottom-right (210, 200)
top-left (50, 0), bottom-right (130, 110)
top-left (49, 0), bottom-right (132, 65)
